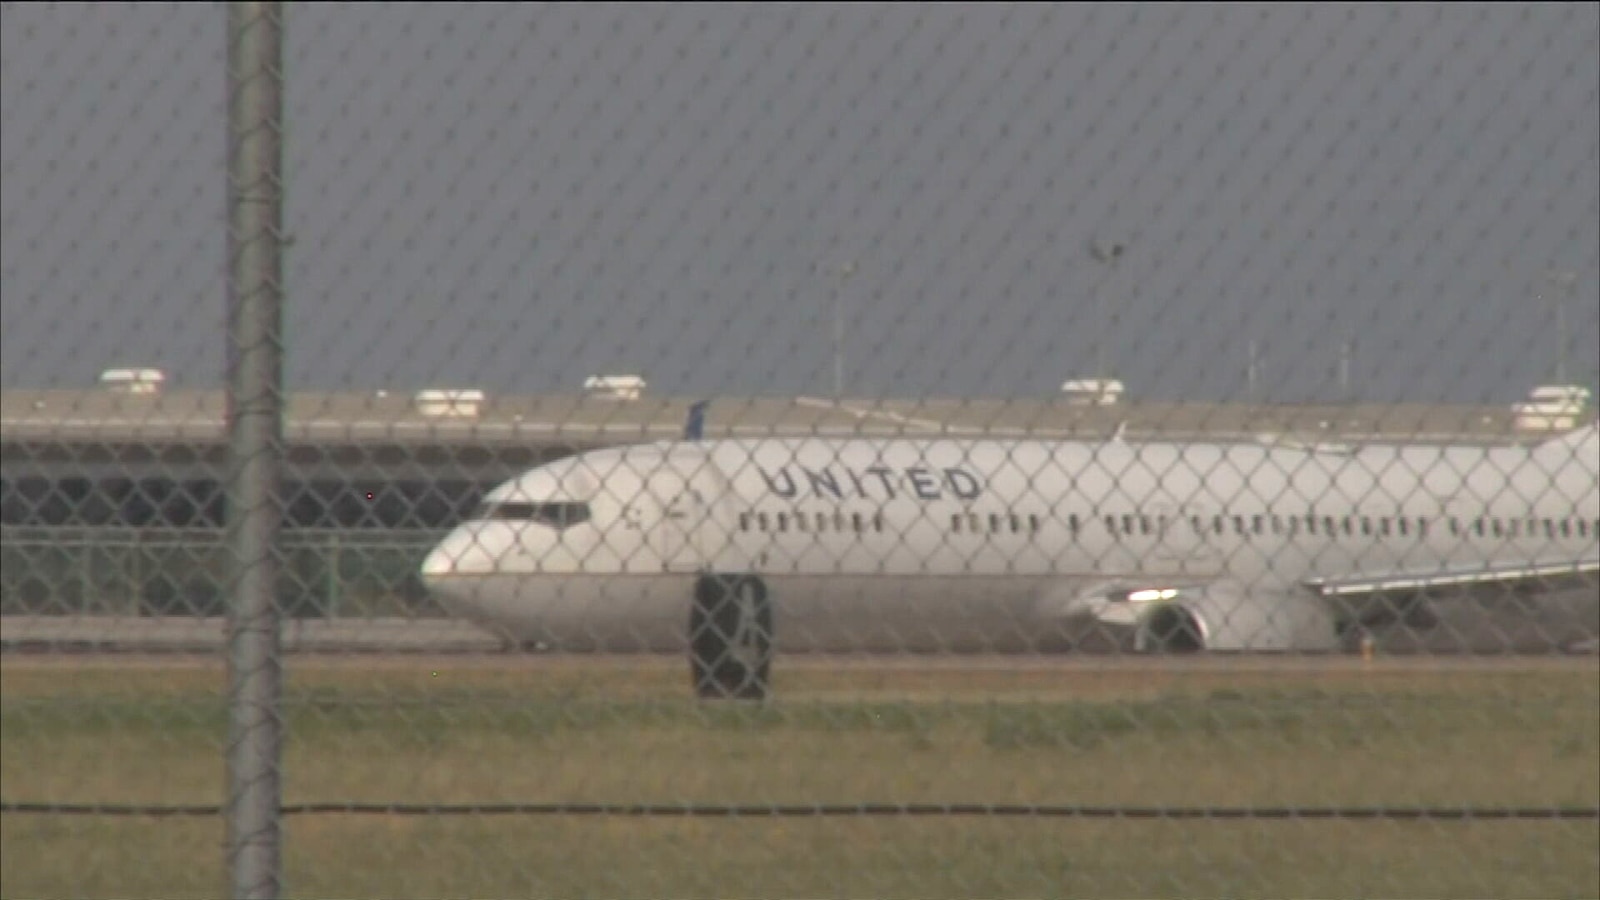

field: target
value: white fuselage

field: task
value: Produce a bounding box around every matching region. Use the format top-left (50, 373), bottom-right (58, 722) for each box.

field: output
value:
top-left (420, 430), bottom-right (1600, 652)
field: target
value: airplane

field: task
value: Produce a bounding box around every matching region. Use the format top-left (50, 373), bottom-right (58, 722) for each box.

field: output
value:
top-left (420, 404), bottom-right (1599, 699)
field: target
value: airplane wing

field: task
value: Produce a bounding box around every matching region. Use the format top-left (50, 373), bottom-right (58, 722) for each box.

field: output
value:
top-left (1303, 556), bottom-right (1600, 633)
top-left (1056, 557), bottom-right (1598, 652)
top-left (1302, 557), bottom-right (1600, 600)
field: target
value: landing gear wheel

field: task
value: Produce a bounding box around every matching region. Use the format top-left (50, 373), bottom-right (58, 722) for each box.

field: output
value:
top-left (1139, 605), bottom-right (1205, 654)
top-left (690, 574), bottom-right (773, 700)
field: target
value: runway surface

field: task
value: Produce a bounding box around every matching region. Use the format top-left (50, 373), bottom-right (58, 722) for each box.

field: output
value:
top-left (6, 602), bottom-right (1597, 651)
top-left (5, 651), bottom-right (1595, 676)
top-left (3, 615), bottom-right (1594, 672)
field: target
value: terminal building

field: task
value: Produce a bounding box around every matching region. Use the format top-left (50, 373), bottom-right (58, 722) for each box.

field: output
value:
top-left (0, 369), bottom-right (1547, 623)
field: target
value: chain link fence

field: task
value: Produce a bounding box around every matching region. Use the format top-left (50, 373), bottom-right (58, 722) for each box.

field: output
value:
top-left (3, 2), bottom-right (1598, 896)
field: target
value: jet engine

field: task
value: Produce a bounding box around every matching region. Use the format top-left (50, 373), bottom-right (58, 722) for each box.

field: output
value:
top-left (1060, 581), bottom-right (1341, 653)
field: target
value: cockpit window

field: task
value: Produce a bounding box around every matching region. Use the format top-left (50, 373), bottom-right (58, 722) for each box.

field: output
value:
top-left (474, 501), bottom-right (591, 528)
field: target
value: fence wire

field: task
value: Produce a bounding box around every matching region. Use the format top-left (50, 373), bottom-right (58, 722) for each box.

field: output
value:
top-left (3, 2), bottom-right (1598, 897)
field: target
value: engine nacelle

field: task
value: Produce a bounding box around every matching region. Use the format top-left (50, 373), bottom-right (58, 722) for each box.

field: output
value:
top-left (1064, 582), bottom-right (1341, 653)
top-left (1135, 601), bottom-right (1208, 653)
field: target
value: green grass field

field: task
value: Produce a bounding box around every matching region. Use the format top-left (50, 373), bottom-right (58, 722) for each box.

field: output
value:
top-left (3, 656), bottom-right (1597, 898)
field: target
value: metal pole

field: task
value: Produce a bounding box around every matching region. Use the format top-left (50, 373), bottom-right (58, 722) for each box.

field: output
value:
top-left (1556, 296), bottom-right (1565, 385)
top-left (1339, 339), bottom-right (1355, 402)
top-left (225, 3), bottom-right (286, 898)
top-left (328, 532), bottom-right (340, 618)
top-left (822, 261), bottom-right (855, 399)
top-left (1546, 270), bottom-right (1576, 385)
top-left (838, 283), bottom-right (851, 395)
top-left (1247, 340), bottom-right (1258, 401)
top-left (1089, 241), bottom-right (1123, 379)
top-left (1094, 273), bottom-right (1104, 380)
top-left (129, 532), bottom-right (141, 617)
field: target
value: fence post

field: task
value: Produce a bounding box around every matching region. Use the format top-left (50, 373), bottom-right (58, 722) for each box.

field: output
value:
top-left (224, 2), bottom-right (287, 897)
top-left (328, 532), bottom-right (341, 618)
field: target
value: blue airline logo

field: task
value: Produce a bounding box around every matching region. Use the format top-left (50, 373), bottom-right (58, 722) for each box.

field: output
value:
top-left (757, 465), bottom-right (984, 501)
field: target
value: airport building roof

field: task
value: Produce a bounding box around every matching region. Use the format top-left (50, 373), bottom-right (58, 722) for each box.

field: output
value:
top-left (1, 387), bottom-right (1531, 447)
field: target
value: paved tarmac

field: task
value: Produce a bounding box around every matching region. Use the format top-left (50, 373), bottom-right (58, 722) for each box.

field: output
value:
top-left (3, 614), bottom-right (1594, 660)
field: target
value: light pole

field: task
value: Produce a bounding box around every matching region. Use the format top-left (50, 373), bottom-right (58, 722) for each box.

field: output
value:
top-left (1544, 269), bottom-right (1577, 385)
top-left (1339, 338), bottom-right (1355, 402)
top-left (820, 261), bottom-right (857, 398)
top-left (1247, 339), bottom-right (1261, 402)
top-left (1089, 239), bottom-right (1124, 379)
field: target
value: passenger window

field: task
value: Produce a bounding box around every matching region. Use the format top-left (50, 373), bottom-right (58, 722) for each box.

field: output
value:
top-left (1378, 518), bottom-right (1390, 537)
top-left (777, 512), bottom-right (788, 532)
top-left (1010, 513), bottom-right (1021, 533)
top-left (1029, 514), bottom-right (1041, 533)
top-left (758, 512), bottom-right (769, 532)
top-left (852, 512), bottom-right (863, 533)
top-left (739, 512), bottom-right (750, 532)
top-left (1397, 518), bottom-right (1407, 537)
top-left (951, 514), bottom-right (963, 533)
top-left (873, 513), bottom-right (884, 533)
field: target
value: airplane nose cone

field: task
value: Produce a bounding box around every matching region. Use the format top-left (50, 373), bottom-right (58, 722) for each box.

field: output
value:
top-left (419, 528), bottom-right (495, 587)
top-left (420, 544), bottom-right (457, 581)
